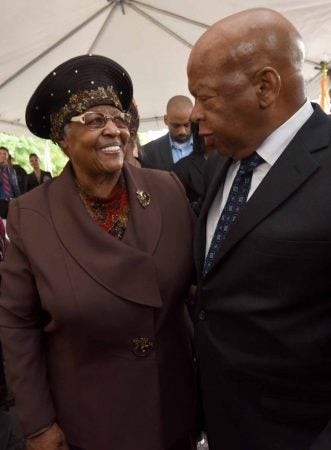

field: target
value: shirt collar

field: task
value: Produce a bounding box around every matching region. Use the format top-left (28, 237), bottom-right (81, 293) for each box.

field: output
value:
top-left (169, 134), bottom-right (193, 150)
top-left (256, 100), bottom-right (314, 166)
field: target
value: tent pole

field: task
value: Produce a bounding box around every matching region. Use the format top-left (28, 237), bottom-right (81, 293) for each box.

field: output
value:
top-left (0, 4), bottom-right (111, 90)
top-left (127, 3), bottom-right (193, 49)
top-left (89, 3), bottom-right (118, 53)
top-left (129, 0), bottom-right (209, 29)
top-left (0, 119), bottom-right (27, 130)
top-left (44, 141), bottom-right (53, 176)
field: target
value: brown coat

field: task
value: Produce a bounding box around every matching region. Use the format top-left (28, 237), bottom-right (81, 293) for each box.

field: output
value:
top-left (0, 162), bottom-right (196, 450)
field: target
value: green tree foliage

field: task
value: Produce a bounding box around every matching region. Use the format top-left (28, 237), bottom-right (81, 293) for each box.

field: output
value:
top-left (0, 132), bottom-right (68, 175)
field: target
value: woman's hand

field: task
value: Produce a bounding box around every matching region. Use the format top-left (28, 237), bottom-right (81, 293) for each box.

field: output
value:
top-left (26, 423), bottom-right (70, 450)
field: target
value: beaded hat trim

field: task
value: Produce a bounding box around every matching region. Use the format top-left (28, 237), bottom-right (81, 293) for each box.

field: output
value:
top-left (50, 85), bottom-right (122, 142)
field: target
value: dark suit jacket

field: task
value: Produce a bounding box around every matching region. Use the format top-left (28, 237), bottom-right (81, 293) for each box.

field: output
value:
top-left (141, 132), bottom-right (174, 171)
top-left (172, 153), bottom-right (206, 204)
top-left (194, 104), bottom-right (331, 450)
top-left (0, 162), bottom-right (196, 450)
top-left (26, 170), bottom-right (52, 192)
top-left (12, 165), bottom-right (27, 195)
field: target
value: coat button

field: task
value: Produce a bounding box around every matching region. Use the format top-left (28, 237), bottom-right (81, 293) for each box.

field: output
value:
top-left (132, 337), bottom-right (154, 357)
top-left (198, 310), bottom-right (206, 321)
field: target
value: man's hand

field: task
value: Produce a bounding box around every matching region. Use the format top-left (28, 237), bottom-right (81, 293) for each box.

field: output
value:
top-left (26, 423), bottom-right (70, 450)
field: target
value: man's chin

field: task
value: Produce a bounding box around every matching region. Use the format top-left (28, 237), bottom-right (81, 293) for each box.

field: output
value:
top-left (174, 136), bottom-right (190, 144)
top-left (203, 134), bottom-right (216, 148)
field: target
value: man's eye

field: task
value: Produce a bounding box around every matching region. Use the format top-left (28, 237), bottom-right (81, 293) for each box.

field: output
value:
top-left (198, 95), bottom-right (215, 103)
top-left (171, 124), bottom-right (190, 129)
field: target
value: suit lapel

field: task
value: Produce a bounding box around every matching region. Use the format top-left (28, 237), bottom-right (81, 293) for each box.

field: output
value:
top-left (202, 105), bottom-right (330, 278)
top-left (48, 163), bottom-right (163, 308)
top-left (214, 142), bottom-right (319, 262)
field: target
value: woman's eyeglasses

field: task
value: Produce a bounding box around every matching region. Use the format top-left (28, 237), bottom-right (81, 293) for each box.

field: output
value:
top-left (70, 111), bottom-right (131, 130)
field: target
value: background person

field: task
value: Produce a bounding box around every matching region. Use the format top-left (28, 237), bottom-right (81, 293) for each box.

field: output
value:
top-left (188, 7), bottom-right (331, 450)
top-left (26, 153), bottom-right (52, 191)
top-left (124, 99), bottom-right (142, 168)
top-left (0, 147), bottom-right (20, 220)
top-left (172, 122), bottom-right (215, 213)
top-left (0, 55), bottom-right (196, 450)
top-left (141, 95), bottom-right (193, 170)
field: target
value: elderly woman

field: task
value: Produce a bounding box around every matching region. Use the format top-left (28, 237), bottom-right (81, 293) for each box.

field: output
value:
top-left (0, 55), bottom-right (196, 450)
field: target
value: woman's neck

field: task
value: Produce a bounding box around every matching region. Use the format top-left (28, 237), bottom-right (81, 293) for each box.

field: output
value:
top-left (75, 171), bottom-right (121, 199)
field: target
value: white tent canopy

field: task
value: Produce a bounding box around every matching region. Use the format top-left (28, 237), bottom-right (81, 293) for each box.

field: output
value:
top-left (1, 0), bottom-right (331, 137)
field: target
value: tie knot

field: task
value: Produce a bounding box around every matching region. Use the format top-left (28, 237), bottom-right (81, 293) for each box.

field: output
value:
top-left (238, 152), bottom-right (264, 174)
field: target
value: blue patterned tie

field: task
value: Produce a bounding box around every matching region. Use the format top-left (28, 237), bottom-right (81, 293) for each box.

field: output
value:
top-left (203, 152), bottom-right (264, 276)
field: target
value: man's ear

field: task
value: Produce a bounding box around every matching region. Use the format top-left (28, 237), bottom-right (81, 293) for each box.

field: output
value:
top-left (254, 66), bottom-right (281, 109)
top-left (164, 114), bottom-right (168, 126)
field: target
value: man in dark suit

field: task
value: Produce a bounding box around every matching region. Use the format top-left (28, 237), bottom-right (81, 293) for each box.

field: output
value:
top-left (141, 95), bottom-right (193, 170)
top-left (188, 7), bottom-right (331, 450)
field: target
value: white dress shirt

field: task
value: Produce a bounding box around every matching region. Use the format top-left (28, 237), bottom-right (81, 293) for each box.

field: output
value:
top-left (205, 100), bottom-right (314, 256)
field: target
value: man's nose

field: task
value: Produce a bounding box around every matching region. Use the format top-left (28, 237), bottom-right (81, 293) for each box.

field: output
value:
top-left (177, 125), bottom-right (188, 135)
top-left (190, 102), bottom-right (204, 123)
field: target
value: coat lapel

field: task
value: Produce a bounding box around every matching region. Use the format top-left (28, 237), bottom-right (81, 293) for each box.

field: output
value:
top-left (121, 163), bottom-right (162, 255)
top-left (202, 105), bottom-right (330, 278)
top-left (48, 163), bottom-right (163, 308)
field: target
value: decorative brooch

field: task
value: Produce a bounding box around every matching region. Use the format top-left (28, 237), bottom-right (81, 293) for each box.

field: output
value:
top-left (136, 190), bottom-right (151, 208)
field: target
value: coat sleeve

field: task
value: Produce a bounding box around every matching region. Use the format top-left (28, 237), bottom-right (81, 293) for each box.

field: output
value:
top-left (0, 200), bottom-right (55, 436)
